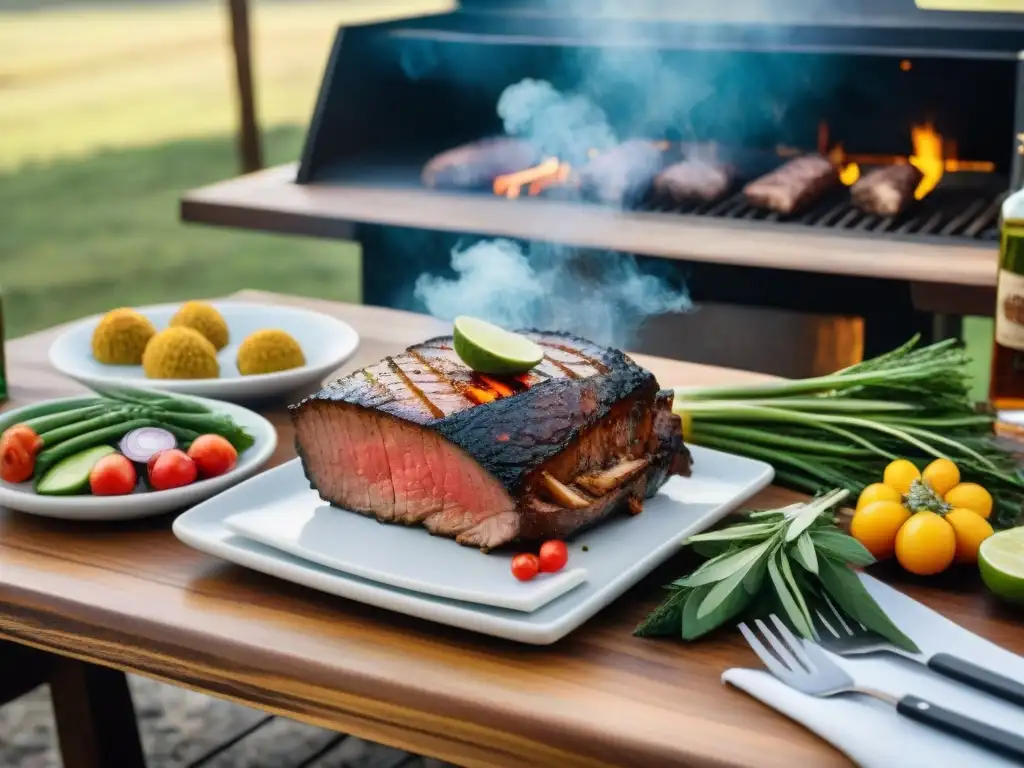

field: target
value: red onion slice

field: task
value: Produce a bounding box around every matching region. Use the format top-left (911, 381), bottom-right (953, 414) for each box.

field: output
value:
top-left (119, 427), bottom-right (177, 464)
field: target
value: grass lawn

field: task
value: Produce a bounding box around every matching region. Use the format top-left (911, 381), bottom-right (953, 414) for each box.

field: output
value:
top-left (0, 125), bottom-right (363, 338)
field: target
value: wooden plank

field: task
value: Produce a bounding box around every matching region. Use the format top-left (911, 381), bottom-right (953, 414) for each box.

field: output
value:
top-left (180, 165), bottom-right (998, 290)
top-left (226, 0), bottom-right (262, 173)
top-left (0, 291), bottom-right (1018, 768)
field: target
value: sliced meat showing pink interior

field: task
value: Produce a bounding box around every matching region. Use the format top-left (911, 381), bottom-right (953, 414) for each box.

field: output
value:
top-left (293, 400), bottom-right (517, 546)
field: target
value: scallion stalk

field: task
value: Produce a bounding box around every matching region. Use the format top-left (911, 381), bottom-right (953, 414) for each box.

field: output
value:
top-left (674, 335), bottom-right (1024, 529)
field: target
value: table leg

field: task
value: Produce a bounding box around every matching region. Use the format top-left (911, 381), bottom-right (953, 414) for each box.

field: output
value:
top-left (49, 657), bottom-right (147, 768)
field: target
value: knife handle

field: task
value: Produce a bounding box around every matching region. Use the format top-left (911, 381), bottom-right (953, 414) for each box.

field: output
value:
top-left (928, 652), bottom-right (1024, 708)
top-left (897, 695), bottom-right (1024, 761)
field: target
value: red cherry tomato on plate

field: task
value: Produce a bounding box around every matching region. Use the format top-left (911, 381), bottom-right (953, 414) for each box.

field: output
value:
top-left (539, 540), bottom-right (569, 573)
top-left (89, 454), bottom-right (137, 496)
top-left (187, 434), bottom-right (238, 479)
top-left (147, 449), bottom-right (197, 491)
top-left (511, 553), bottom-right (540, 582)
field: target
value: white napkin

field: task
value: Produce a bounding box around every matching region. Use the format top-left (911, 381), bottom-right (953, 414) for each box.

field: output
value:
top-left (722, 575), bottom-right (1024, 768)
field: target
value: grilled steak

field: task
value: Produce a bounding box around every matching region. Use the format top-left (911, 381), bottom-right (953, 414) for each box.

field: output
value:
top-left (850, 164), bottom-right (923, 217)
top-left (421, 137), bottom-right (541, 190)
top-left (290, 332), bottom-right (693, 551)
top-left (743, 154), bottom-right (839, 215)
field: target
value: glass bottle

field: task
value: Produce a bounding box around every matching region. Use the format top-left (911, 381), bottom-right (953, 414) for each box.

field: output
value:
top-left (989, 187), bottom-right (1024, 409)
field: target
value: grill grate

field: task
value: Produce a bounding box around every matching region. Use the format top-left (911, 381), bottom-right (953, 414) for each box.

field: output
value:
top-left (637, 175), bottom-right (1005, 242)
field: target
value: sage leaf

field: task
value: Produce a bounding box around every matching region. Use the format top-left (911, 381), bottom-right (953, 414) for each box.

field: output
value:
top-left (697, 549), bottom-right (763, 620)
top-left (785, 502), bottom-right (824, 543)
top-left (777, 548), bottom-right (816, 638)
top-left (634, 587), bottom-right (689, 637)
top-left (792, 532), bottom-right (819, 574)
top-left (676, 537), bottom-right (775, 588)
top-left (687, 521), bottom-right (781, 544)
top-left (690, 539), bottom-right (733, 560)
top-left (742, 554), bottom-right (769, 595)
top-left (817, 555), bottom-right (919, 653)
top-left (811, 529), bottom-right (876, 567)
top-left (767, 548), bottom-right (815, 638)
top-left (682, 582), bottom-right (752, 641)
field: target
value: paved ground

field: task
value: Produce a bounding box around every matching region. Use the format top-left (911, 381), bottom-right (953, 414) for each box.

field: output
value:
top-left (0, 675), bottom-right (453, 768)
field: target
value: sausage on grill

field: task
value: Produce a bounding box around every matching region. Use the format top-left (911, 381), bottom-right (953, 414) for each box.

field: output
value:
top-left (850, 164), bottom-right (924, 217)
top-left (743, 155), bottom-right (840, 215)
top-left (653, 160), bottom-right (733, 203)
top-left (422, 138), bottom-right (541, 190)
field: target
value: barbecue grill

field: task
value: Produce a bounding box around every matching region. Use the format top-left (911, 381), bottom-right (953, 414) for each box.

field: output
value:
top-left (182, 0), bottom-right (1024, 370)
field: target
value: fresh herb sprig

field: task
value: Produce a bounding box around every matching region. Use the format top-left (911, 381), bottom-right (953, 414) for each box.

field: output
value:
top-left (674, 336), bottom-right (1024, 529)
top-left (635, 490), bottom-right (918, 652)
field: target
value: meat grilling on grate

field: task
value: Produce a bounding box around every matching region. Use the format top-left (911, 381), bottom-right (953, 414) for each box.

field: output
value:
top-left (850, 164), bottom-right (924, 217)
top-left (289, 332), bottom-right (693, 551)
top-left (653, 160), bottom-right (733, 203)
top-left (421, 137), bottom-right (541, 190)
top-left (743, 154), bottom-right (840, 215)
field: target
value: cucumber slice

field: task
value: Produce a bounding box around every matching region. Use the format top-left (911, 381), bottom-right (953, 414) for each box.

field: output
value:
top-left (36, 445), bottom-right (117, 496)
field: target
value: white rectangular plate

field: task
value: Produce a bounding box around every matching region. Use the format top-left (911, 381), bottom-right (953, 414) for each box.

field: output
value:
top-left (224, 491), bottom-right (589, 613)
top-left (173, 446), bottom-right (773, 644)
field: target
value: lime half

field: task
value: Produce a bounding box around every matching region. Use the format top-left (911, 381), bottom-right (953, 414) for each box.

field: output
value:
top-left (453, 316), bottom-right (543, 375)
top-left (979, 526), bottom-right (1024, 606)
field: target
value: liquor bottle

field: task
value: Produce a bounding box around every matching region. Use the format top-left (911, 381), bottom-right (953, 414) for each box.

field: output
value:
top-left (989, 187), bottom-right (1024, 409)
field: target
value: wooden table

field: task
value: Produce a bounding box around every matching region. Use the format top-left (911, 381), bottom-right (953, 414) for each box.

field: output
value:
top-left (1, 290), bottom-right (1020, 768)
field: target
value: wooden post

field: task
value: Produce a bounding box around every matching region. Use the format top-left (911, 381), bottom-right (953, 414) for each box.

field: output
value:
top-left (227, 0), bottom-right (263, 173)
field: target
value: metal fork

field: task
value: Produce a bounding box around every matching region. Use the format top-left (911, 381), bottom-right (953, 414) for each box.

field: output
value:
top-left (812, 597), bottom-right (1024, 708)
top-left (739, 615), bottom-right (1024, 762)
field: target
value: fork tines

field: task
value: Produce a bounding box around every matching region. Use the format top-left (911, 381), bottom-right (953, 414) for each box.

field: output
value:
top-left (738, 614), bottom-right (852, 695)
top-left (739, 616), bottom-right (815, 680)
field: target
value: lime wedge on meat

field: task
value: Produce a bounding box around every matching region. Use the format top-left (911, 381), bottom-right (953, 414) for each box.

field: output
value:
top-left (979, 526), bottom-right (1024, 606)
top-left (453, 316), bottom-right (544, 375)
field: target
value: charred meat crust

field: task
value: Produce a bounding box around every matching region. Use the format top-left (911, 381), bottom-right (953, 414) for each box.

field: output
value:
top-left (290, 330), bottom-right (693, 549)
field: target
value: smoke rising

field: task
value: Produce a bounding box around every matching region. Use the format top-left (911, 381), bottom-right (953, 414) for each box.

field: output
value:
top-left (414, 239), bottom-right (691, 349)
top-left (497, 79), bottom-right (618, 164)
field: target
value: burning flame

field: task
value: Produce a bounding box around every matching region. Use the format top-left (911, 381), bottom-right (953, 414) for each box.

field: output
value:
top-left (493, 157), bottom-right (571, 199)
top-left (909, 123), bottom-right (944, 199)
top-left (821, 121), bottom-right (993, 198)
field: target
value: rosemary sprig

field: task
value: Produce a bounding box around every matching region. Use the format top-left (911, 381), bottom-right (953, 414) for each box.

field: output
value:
top-left (674, 335), bottom-right (1024, 529)
top-left (635, 490), bottom-right (918, 652)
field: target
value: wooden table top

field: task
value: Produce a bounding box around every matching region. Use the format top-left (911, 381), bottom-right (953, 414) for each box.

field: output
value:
top-left (181, 164), bottom-right (998, 289)
top-left (1, 290), bottom-right (1020, 768)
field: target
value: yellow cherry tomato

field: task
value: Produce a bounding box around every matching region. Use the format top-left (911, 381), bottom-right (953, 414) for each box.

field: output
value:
top-left (922, 458), bottom-right (960, 496)
top-left (944, 508), bottom-right (994, 565)
top-left (850, 500), bottom-right (911, 560)
top-left (943, 483), bottom-right (993, 520)
top-left (883, 459), bottom-right (921, 495)
top-left (895, 511), bottom-right (956, 576)
top-left (856, 482), bottom-right (902, 512)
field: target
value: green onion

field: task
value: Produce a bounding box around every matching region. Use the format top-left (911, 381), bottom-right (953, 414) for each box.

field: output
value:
top-left (674, 335), bottom-right (1024, 529)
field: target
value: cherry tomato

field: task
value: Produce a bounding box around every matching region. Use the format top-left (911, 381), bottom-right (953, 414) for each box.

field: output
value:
top-left (89, 454), bottom-right (137, 496)
top-left (511, 553), bottom-right (540, 582)
top-left (538, 540), bottom-right (569, 573)
top-left (147, 449), bottom-right (197, 491)
top-left (0, 425), bottom-right (42, 483)
top-left (187, 434), bottom-right (238, 479)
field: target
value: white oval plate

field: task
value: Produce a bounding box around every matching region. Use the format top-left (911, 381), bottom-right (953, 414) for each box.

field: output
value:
top-left (0, 394), bottom-right (277, 520)
top-left (49, 301), bottom-right (360, 402)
